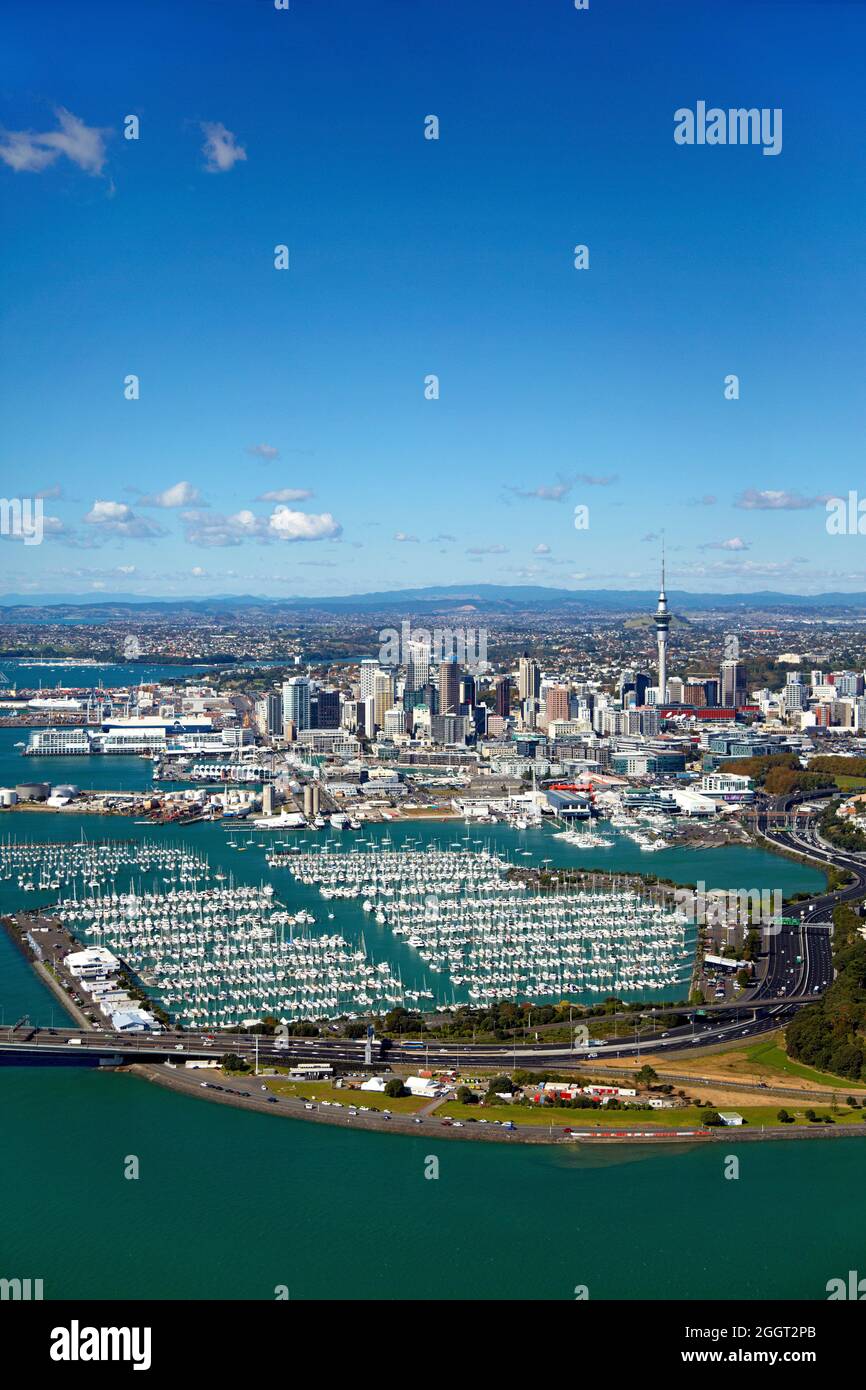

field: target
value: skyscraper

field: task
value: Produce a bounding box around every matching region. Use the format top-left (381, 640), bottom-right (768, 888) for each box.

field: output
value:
top-left (405, 639), bottom-right (431, 693)
top-left (518, 654), bottom-right (541, 702)
top-left (373, 671), bottom-right (395, 730)
top-left (494, 675), bottom-right (512, 718)
top-left (653, 544), bottom-right (671, 703)
top-left (439, 657), bottom-right (461, 716)
top-left (282, 677), bottom-right (311, 736)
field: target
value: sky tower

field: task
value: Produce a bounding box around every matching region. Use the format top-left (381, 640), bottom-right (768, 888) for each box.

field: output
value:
top-left (654, 539), bottom-right (671, 704)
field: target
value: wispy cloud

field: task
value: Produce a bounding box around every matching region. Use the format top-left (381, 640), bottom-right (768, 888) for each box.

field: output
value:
top-left (0, 108), bottom-right (110, 176)
top-left (246, 443), bottom-right (279, 461)
top-left (201, 122), bottom-right (247, 173)
top-left (734, 488), bottom-right (826, 511)
top-left (699, 536), bottom-right (750, 552)
top-left (257, 488), bottom-right (314, 503)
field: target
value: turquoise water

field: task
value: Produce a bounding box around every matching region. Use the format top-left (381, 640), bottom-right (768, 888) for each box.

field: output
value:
top-left (0, 1064), bottom-right (862, 1300)
top-left (0, 809), bottom-right (824, 1013)
top-left (0, 809), bottom-right (850, 1301)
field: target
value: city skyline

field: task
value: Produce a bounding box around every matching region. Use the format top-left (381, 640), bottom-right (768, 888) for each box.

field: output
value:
top-left (3, 0), bottom-right (866, 599)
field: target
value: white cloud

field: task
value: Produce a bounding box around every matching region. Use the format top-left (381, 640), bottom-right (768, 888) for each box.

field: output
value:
top-left (394, 531), bottom-right (420, 543)
top-left (533, 543), bottom-right (551, 554)
top-left (139, 481), bottom-right (204, 509)
top-left (268, 508), bottom-right (342, 542)
top-left (201, 122), bottom-right (247, 173)
top-left (246, 443), bottom-right (279, 461)
top-left (84, 499), bottom-right (166, 539)
top-left (182, 506), bottom-right (341, 548)
top-left (0, 108), bottom-right (109, 176)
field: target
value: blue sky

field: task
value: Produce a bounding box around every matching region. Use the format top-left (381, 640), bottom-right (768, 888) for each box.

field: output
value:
top-left (1, 0), bottom-right (864, 598)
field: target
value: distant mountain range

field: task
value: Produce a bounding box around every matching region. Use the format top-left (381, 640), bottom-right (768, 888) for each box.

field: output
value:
top-left (3, 583), bottom-right (866, 614)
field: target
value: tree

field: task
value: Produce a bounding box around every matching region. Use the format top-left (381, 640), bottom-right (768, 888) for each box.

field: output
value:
top-left (384, 1077), bottom-right (408, 1098)
top-left (455, 1085), bottom-right (477, 1105)
top-left (702, 1110), bottom-right (723, 1127)
top-left (776, 1109), bottom-right (793, 1124)
top-left (635, 1065), bottom-right (658, 1088)
top-left (220, 1052), bottom-right (249, 1073)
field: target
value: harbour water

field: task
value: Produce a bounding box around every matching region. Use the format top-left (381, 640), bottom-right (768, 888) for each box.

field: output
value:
top-left (0, 804), bottom-right (846, 1301)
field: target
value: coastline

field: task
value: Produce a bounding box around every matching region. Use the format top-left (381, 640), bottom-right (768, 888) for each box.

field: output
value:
top-left (129, 1061), bottom-right (866, 1147)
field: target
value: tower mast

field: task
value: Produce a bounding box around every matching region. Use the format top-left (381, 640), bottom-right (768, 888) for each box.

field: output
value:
top-left (654, 535), bottom-right (671, 704)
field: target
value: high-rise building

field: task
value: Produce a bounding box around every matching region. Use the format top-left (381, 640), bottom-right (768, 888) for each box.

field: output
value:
top-left (439, 657), bottom-right (461, 716)
top-left (359, 659), bottom-right (381, 701)
top-left (282, 677), bottom-right (311, 736)
top-left (545, 685), bottom-right (570, 723)
top-left (405, 640), bottom-right (431, 693)
top-left (720, 659), bottom-right (742, 707)
top-left (518, 654), bottom-right (541, 702)
top-left (373, 671), bottom-right (395, 731)
top-left (459, 674), bottom-right (476, 709)
top-left (317, 689), bottom-right (340, 728)
top-left (494, 675), bottom-right (512, 718)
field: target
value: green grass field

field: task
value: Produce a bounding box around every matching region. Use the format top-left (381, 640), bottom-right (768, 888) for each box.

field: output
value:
top-left (437, 1098), bottom-right (865, 1128)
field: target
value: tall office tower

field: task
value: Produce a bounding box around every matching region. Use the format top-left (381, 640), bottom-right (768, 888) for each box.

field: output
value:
top-left (317, 688), bottom-right (340, 728)
top-left (439, 657), bottom-right (461, 715)
top-left (372, 671), bottom-right (395, 731)
top-left (666, 676), bottom-right (684, 703)
top-left (359, 659), bottom-right (381, 702)
top-left (545, 685), bottom-right (570, 722)
top-left (518, 654), bottom-right (541, 702)
top-left (405, 639), bottom-right (431, 693)
top-left (494, 674), bottom-right (512, 718)
top-left (265, 691), bottom-right (282, 735)
top-left (720, 659), bottom-right (741, 707)
top-left (362, 695), bottom-right (376, 736)
top-left (653, 544), bottom-right (671, 704)
top-left (283, 677), bottom-right (311, 735)
top-left (459, 674), bottom-right (476, 708)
